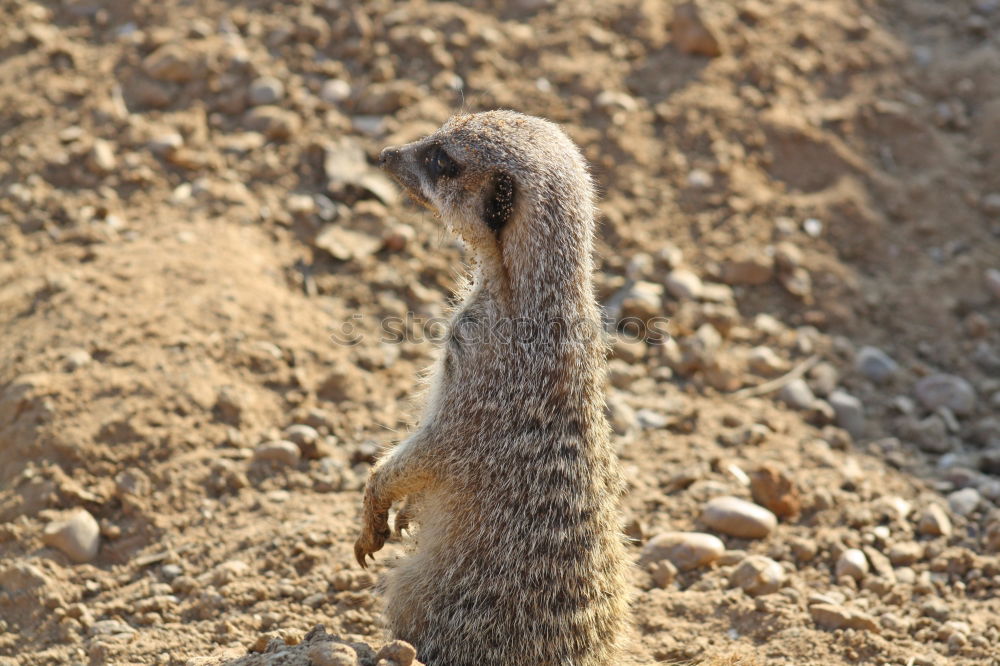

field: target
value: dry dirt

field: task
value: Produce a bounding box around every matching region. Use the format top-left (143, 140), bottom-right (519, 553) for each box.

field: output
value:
top-left (1, 0), bottom-right (1000, 665)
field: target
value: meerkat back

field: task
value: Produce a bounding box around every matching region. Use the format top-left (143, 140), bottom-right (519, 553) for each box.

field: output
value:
top-left (355, 110), bottom-right (630, 666)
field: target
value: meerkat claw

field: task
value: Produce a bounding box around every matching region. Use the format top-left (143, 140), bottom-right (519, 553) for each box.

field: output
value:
top-left (354, 542), bottom-right (368, 568)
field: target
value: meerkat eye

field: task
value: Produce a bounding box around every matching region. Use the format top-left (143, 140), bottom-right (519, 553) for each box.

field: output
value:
top-left (425, 146), bottom-right (460, 181)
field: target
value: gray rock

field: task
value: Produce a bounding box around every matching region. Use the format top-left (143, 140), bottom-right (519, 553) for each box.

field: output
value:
top-left (664, 269), bottom-right (703, 301)
top-left (702, 496), bottom-right (777, 539)
top-left (915, 374), bottom-right (977, 415)
top-left (978, 478), bottom-right (1000, 502)
top-left (248, 76), bottom-right (285, 106)
top-left (947, 487), bottom-right (981, 517)
top-left (986, 268), bottom-right (1000, 301)
top-left (903, 414), bottom-right (952, 454)
top-left (730, 555), bottom-right (785, 596)
top-left (89, 619), bottom-right (135, 636)
top-left (855, 346), bottom-right (899, 383)
top-left (319, 79), bottom-right (352, 104)
top-left (42, 509), bottom-right (100, 563)
top-left (829, 390), bottom-right (865, 437)
top-left (639, 531), bottom-right (724, 571)
top-left (254, 440), bottom-right (301, 467)
top-left (835, 548), bottom-right (869, 581)
top-left (778, 378), bottom-right (815, 410)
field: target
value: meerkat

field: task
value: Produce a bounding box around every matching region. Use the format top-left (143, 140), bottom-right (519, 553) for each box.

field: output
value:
top-left (353, 110), bottom-right (631, 666)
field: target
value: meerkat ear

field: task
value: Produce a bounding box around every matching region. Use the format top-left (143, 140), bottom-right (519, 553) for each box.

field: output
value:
top-left (482, 171), bottom-right (516, 234)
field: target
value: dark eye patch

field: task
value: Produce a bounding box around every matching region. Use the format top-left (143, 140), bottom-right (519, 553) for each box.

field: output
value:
top-left (483, 171), bottom-right (516, 234)
top-left (424, 145), bottom-right (460, 181)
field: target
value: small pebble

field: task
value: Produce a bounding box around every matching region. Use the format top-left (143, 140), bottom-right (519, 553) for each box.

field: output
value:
top-left (918, 504), bottom-right (953, 537)
top-left (319, 79), bottom-right (352, 104)
top-left (702, 496), bottom-right (777, 539)
top-left (747, 346), bottom-right (788, 376)
top-left (810, 604), bottom-right (879, 632)
top-left (672, 1), bottom-right (725, 57)
top-left (639, 532), bottom-right (725, 571)
top-left (88, 139), bottom-right (116, 173)
top-left (778, 379), bottom-right (815, 410)
top-left (248, 76), bottom-right (285, 106)
top-left (161, 564), bottom-right (183, 580)
top-left (719, 254), bottom-right (773, 286)
top-left (254, 440), bottom-right (302, 467)
top-left (802, 217), bottom-right (823, 237)
top-left (887, 541), bottom-right (922, 566)
top-left (63, 349), bottom-right (92, 371)
top-left (749, 464), bottom-right (800, 518)
top-left (375, 640), bottom-right (417, 666)
top-left (730, 555), bottom-right (785, 596)
top-left (855, 346), bottom-right (899, 383)
top-left (284, 424), bottom-right (323, 459)
top-left (307, 642), bottom-right (357, 666)
top-left (828, 390), bottom-right (865, 437)
top-left (914, 374), bottom-right (977, 415)
top-left (686, 169), bottom-right (713, 188)
top-left (664, 269), bottom-right (703, 301)
top-left (835, 548), bottom-right (869, 581)
top-left (148, 132), bottom-right (183, 155)
top-left (985, 268), bottom-right (1000, 301)
top-left (42, 510), bottom-right (100, 563)
top-left (649, 559), bottom-right (678, 588)
top-left (947, 487), bottom-right (981, 517)
top-left (807, 362), bottom-right (839, 397)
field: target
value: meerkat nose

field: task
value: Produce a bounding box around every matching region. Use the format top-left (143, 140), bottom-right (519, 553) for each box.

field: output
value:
top-left (379, 146), bottom-right (401, 168)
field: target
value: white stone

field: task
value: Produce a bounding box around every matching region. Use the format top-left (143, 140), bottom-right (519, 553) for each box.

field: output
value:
top-left (702, 496), bottom-right (777, 539)
top-left (835, 548), bottom-right (869, 580)
top-left (639, 531), bottom-right (724, 571)
top-left (43, 509), bottom-right (100, 563)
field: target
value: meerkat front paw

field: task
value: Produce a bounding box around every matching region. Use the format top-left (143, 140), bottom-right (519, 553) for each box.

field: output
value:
top-left (354, 510), bottom-right (390, 568)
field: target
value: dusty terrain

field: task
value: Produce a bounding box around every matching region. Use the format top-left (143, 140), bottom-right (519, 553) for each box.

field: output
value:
top-left (1, 0), bottom-right (999, 664)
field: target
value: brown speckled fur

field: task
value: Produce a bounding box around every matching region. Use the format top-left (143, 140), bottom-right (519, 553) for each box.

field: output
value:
top-left (354, 111), bottom-right (630, 665)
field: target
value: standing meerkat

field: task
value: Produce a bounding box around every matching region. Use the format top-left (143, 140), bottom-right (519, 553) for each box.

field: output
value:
top-left (353, 110), bottom-right (630, 665)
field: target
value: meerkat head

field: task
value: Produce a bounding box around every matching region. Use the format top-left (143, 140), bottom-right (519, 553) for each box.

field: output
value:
top-left (378, 111), bottom-right (596, 272)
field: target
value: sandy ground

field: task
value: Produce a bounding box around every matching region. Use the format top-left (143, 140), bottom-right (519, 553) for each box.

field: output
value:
top-left (1, 0), bottom-right (999, 664)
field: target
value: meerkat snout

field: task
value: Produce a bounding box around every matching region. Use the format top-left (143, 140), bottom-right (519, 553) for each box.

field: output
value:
top-left (378, 146), bottom-right (400, 167)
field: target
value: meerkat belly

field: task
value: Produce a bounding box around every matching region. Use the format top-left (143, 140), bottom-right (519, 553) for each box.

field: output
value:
top-left (386, 447), bottom-right (626, 666)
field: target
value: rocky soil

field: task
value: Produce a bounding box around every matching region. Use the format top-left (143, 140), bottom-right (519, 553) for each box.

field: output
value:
top-left (1, 0), bottom-right (999, 665)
